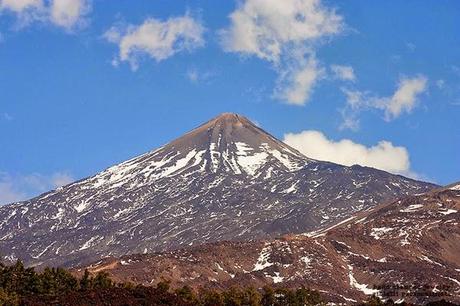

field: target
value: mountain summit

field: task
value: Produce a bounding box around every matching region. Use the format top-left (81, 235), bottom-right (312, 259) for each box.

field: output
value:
top-left (153, 112), bottom-right (309, 176)
top-left (0, 113), bottom-right (436, 267)
top-left (178, 112), bottom-right (302, 159)
top-left (90, 112), bottom-right (309, 186)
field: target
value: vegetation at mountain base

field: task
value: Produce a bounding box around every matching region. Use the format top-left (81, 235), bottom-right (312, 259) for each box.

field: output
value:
top-left (358, 295), bottom-right (459, 306)
top-left (0, 261), bottom-right (457, 306)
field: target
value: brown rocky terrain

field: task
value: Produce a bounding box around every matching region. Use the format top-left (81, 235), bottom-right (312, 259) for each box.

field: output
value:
top-left (78, 185), bottom-right (460, 305)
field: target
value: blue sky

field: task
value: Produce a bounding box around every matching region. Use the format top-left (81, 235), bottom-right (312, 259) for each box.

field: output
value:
top-left (0, 0), bottom-right (459, 204)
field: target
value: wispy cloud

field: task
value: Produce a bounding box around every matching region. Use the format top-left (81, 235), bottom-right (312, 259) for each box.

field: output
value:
top-left (330, 64), bottom-right (355, 82)
top-left (185, 67), bottom-right (216, 84)
top-left (242, 86), bottom-right (269, 103)
top-left (104, 13), bottom-right (205, 71)
top-left (275, 54), bottom-right (325, 105)
top-left (0, 0), bottom-right (91, 31)
top-left (220, 0), bottom-right (344, 106)
top-left (340, 75), bottom-right (428, 130)
top-left (0, 171), bottom-right (74, 205)
top-left (377, 75), bottom-right (428, 121)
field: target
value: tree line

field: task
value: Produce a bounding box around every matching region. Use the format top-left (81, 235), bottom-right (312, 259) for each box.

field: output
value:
top-left (0, 260), bottom-right (115, 305)
top-left (0, 260), bottom-right (323, 306)
top-left (0, 260), bottom-right (457, 305)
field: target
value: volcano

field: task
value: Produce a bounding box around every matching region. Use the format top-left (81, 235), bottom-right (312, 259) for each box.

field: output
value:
top-left (0, 113), bottom-right (436, 267)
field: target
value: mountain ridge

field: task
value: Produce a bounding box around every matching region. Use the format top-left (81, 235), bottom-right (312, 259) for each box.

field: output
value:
top-left (79, 185), bottom-right (460, 304)
top-left (0, 113), bottom-right (436, 268)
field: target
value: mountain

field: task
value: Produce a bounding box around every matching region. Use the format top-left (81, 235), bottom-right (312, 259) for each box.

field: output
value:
top-left (79, 185), bottom-right (460, 304)
top-left (0, 113), bottom-right (436, 268)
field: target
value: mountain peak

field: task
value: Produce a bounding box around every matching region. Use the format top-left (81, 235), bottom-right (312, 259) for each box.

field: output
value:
top-left (209, 112), bottom-right (254, 126)
top-left (191, 112), bottom-right (257, 136)
top-left (163, 112), bottom-right (309, 175)
top-left (213, 112), bottom-right (243, 120)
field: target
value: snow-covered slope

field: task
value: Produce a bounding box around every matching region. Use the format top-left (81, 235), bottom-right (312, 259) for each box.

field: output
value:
top-left (0, 113), bottom-right (436, 267)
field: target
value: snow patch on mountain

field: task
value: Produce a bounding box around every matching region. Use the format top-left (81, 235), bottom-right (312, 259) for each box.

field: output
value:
top-left (348, 265), bottom-right (381, 296)
top-left (400, 204), bottom-right (423, 213)
top-left (253, 244), bottom-right (273, 271)
top-left (370, 227), bottom-right (394, 240)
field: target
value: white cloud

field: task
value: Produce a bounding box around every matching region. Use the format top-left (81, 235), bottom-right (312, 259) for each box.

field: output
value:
top-left (339, 88), bottom-right (367, 130)
top-left (330, 64), bottom-right (355, 81)
top-left (376, 75), bottom-right (428, 121)
top-left (283, 130), bottom-right (414, 176)
top-left (105, 14), bottom-right (205, 70)
top-left (0, 171), bottom-right (74, 205)
top-left (0, 0), bottom-right (44, 26)
top-left (0, 0), bottom-right (42, 13)
top-left (339, 75), bottom-right (428, 129)
top-left (341, 87), bottom-right (366, 110)
top-left (276, 54), bottom-right (324, 105)
top-left (221, 0), bottom-right (343, 62)
top-left (220, 0), bottom-right (344, 105)
top-left (49, 0), bottom-right (90, 30)
top-left (0, 0), bottom-right (90, 30)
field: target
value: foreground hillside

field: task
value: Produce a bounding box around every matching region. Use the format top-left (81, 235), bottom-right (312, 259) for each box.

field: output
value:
top-left (0, 260), bottom-right (321, 306)
top-left (0, 260), bottom-right (456, 306)
top-left (0, 113), bottom-right (435, 268)
top-left (78, 186), bottom-right (460, 305)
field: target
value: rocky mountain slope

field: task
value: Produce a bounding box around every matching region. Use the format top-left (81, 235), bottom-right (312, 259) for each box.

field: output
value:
top-left (0, 113), bottom-right (436, 268)
top-left (80, 185), bottom-right (460, 304)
